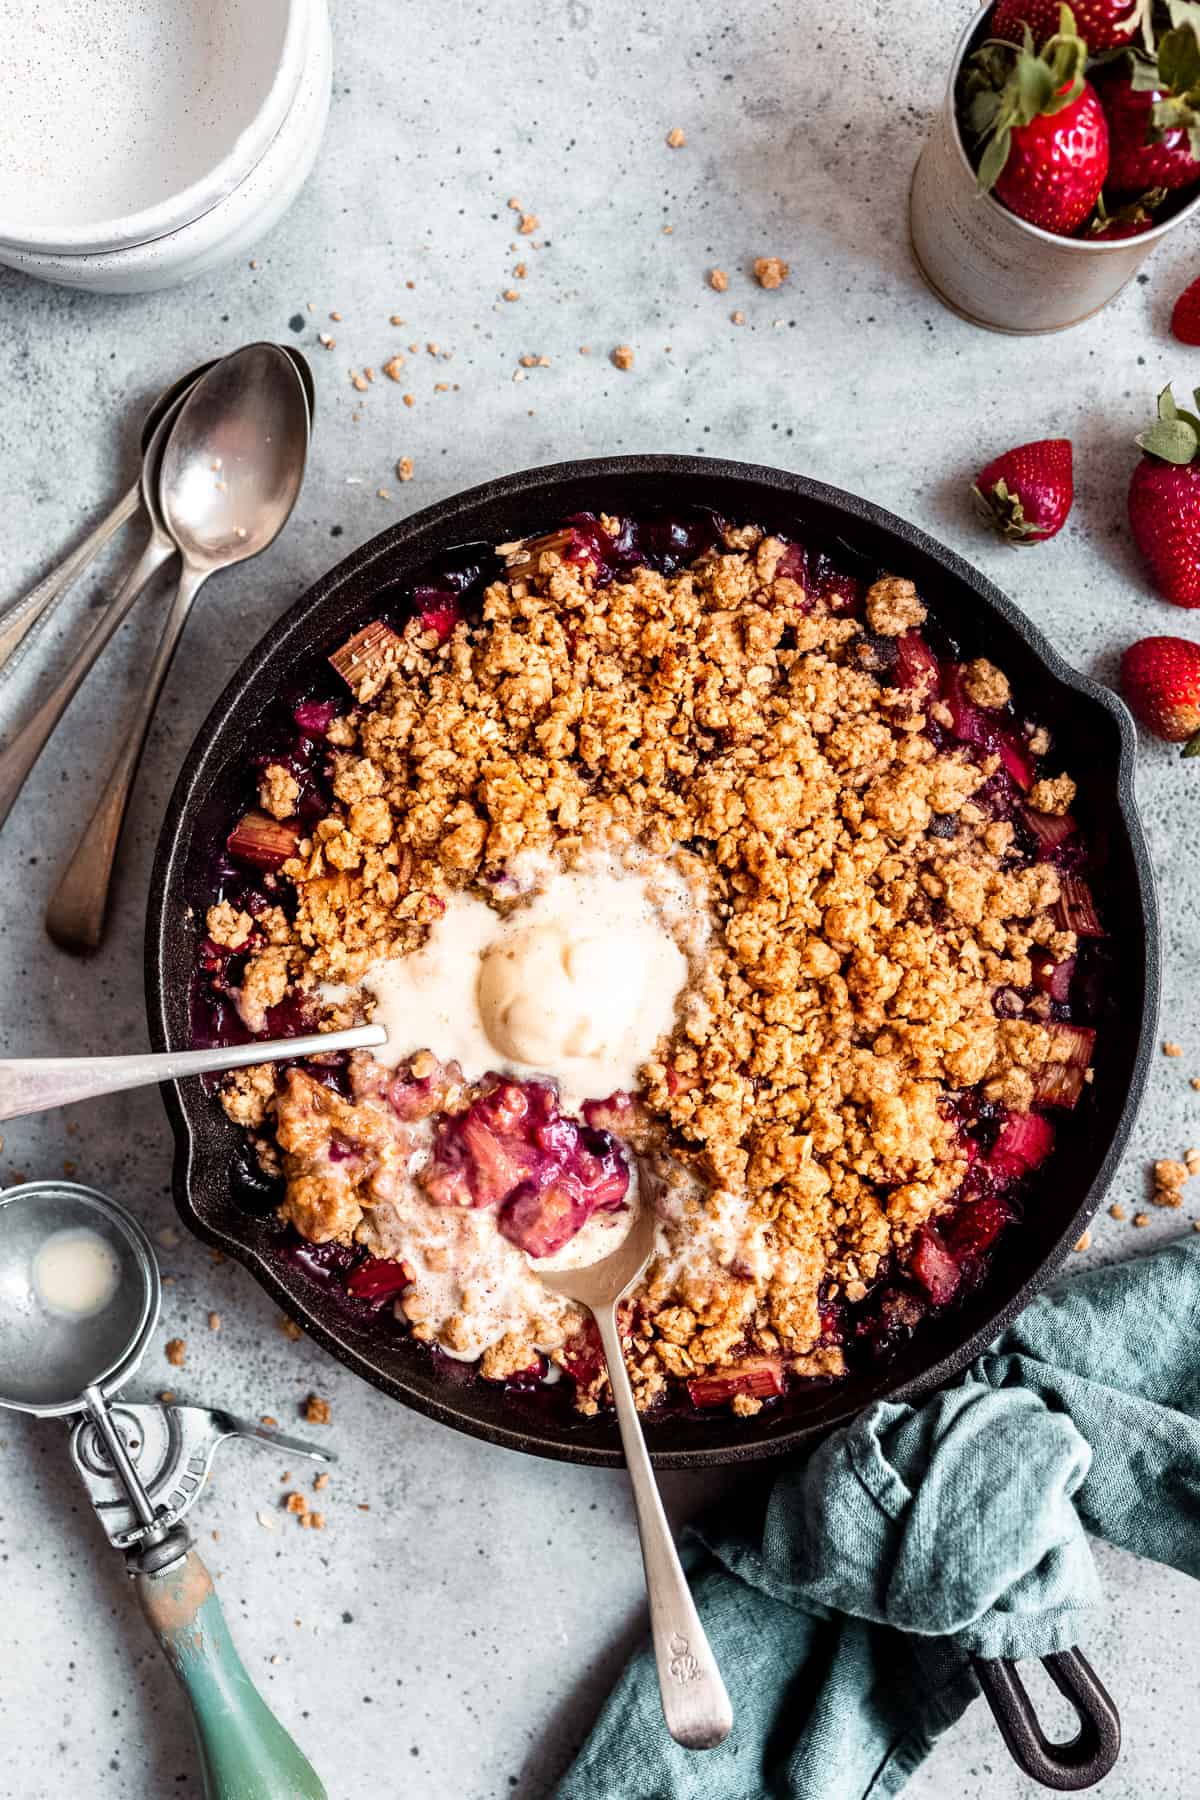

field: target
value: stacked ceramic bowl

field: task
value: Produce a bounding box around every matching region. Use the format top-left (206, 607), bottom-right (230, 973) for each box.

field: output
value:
top-left (0, 0), bottom-right (331, 293)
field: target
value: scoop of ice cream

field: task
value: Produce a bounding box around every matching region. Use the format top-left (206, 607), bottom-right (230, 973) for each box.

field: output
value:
top-left (479, 918), bottom-right (655, 1068)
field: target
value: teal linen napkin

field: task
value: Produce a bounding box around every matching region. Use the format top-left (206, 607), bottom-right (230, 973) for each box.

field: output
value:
top-left (556, 1236), bottom-right (1200, 1800)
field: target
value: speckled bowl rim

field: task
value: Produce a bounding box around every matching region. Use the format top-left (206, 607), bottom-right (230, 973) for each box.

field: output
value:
top-left (0, 0), bottom-right (310, 255)
top-left (146, 455), bottom-right (1160, 1469)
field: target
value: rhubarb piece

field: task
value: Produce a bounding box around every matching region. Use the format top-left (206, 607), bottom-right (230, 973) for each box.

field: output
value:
top-left (909, 1228), bottom-right (961, 1305)
top-left (1055, 875), bottom-right (1104, 937)
top-left (501, 1177), bottom-right (597, 1258)
top-left (1024, 806), bottom-right (1076, 850)
top-left (990, 1111), bottom-right (1056, 1177)
top-left (329, 619), bottom-right (404, 698)
top-left (226, 810), bottom-right (301, 871)
top-left (345, 1257), bottom-right (415, 1304)
top-left (895, 630), bottom-right (940, 694)
top-left (1032, 1064), bottom-right (1086, 1108)
top-left (1046, 1021), bottom-right (1096, 1068)
top-left (687, 1354), bottom-right (785, 1409)
top-left (1031, 951), bottom-right (1076, 1001)
top-left (997, 731), bottom-right (1035, 791)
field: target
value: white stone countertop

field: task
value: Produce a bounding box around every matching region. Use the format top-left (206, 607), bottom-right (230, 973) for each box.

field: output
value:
top-left (1, 2), bottom-right (1198, 1795)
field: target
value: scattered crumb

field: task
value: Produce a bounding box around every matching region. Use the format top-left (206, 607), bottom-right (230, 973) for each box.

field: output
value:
top-left (284, 1492), bottom-right (309, 1516)
top-left (611, 344), bottom-right (634, 370)
top-left (1194, 1220), bottom-right (1200, 1233)
top-left (389, 313), bottom-right (404, 325)
top-left (212, 1529), bottom-right (220, 1542)
top-left (1073, 1231), bottom-right (1092, 1253)
top-left (1191, 1077), bottom-right (1200, 1091)
top-left (518, 213), bottom-right (539, 235)
top-left (318, 333), bottom-right (336, 350)
top-left (731, 310), bottom-right (745, 325)
top-left (403, 394), bottom-right (415, 408)
top-left (709, 268), bottom-right (729, 292)
top-left (1153, 1158), bottom-right (1190, 1207)
top-left (207, 1312), bottom-right (221, 1332)
top-left (579, 345), bottom-right (592, 355)
top-left (304, 1394), bottom-right (331, 1425)
top-left (1133, 1212), bottom-right (1150, 1227)
top-left (270, 1655), bottom-right (281, 1666)
top-left (261, 1415), bottom-right (279, 1428)
top-left (666, 126), bottom-right (686, 148)
top-left (62, 1159), bottom-right (77, 1176)
top-left (256, 1511), bottom-right (277, 1531)
top-left (279, 1316), bottom-right (304, 1342)
top-left (1164, 1041), bottom-right (1183, 1057)
top-left (159, 1390), bottom-right (176, 1404)
top-left (396, 457), bottom-right (414, 482)
top-left (514, 261), bottom-right (527, 279)
top-left (507, 196), bottom-right (521, 211)
top-left (330, 309), bottom-right (342, 321)
top-left (350, 372), bottom-right (369, 393)
top-left (753, 256), bottom-right (790, 290)
top-left (314, 1472), bottom-right (330, 1491)
top-left (502, 288), bottom-right (520, 302)
top-left (165, 1338), bottom-right (186, 1368)
top-left (1109, 1202), bottom-right (1126, 1220)
top-left (357, 1503), bottom-right (371, 1513)
top-left (157, 1227), bottom-right (180, 1250)
top-left (1187, 1148), bottom-right (1200, 1175)
top-left (310, 1513), bottom-right (326, 1530)
top-left (382, 355), bottom-right (405, 382)
top-left (376, 488), bottom-right (391, 501)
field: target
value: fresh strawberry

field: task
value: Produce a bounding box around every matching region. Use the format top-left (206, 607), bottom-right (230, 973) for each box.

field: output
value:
top-left (1087, 185), bottom-right (1166, 234)
top-left (1128, 384), bottom-right (1200, 605)
top-left (1119, 634), bottom-right (1200, 754)
top-left (1099, 10), bottom-right (1200, 195)
top-left (973, 439), bottom-right (1074, 542)
top-left (992, 0), bottom-right (1147, 53)
top-left (1173, 273), bottom-right (1200, 343)
top-left (964, 11), bottom-right (1110, 234)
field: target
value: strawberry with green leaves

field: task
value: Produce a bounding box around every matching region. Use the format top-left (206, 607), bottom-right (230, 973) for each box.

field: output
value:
top-left (992, 0), bottom-right (1149, 53)
top-left (973, 439), bottom-right (1074, 542)
top-left (1120, 635), bottom-right (1200, 755)
top-left (1128, 385), bottom-right (1200, 607)
top-left (1099, 0), bottom-right (1200, 194)
top-left (964, 6), bottom-right (1110, 234)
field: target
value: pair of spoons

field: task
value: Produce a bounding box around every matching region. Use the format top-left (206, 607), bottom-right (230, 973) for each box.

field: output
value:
top-left (0, 344), bottom-right (312, 951)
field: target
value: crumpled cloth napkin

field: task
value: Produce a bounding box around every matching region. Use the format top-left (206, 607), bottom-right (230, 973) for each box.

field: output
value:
top-left (556, 1235), bottom-right (1200, 1800)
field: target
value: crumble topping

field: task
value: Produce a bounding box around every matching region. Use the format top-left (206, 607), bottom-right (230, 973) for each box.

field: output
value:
top-left (211, 519), bottom-right (1094, 1414)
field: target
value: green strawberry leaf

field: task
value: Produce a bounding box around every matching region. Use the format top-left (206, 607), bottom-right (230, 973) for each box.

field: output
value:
top-left (1157, 22), bottom-right (1200, 95)
top-left (1137, 417), bottom-right (1199, 463)
top-left (978, 128), bottom-right (1013, 193)
top-left (1159, 386), bottom-right (1179, 421)
top-left (1018, 55), bottom-right (1057, 120)
top-left (1183, 729), bottom-right (1200, 758)
top-left (1130, 50), bottom-right (1167, 90)
top-left (1177, 409), bottom-right (1200, 436)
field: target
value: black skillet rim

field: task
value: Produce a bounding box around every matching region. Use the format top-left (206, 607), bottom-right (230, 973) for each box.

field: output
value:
top-left (145, 454), bottom-right (1160, 1469)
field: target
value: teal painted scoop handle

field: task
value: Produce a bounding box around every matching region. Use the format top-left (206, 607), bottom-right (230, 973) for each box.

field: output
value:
top-left (134, 1550), bottom-right (327, 1800)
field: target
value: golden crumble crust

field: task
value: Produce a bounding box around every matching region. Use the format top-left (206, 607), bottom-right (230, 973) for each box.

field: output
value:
top-left (217, 520), bottom-right (1087, 1412)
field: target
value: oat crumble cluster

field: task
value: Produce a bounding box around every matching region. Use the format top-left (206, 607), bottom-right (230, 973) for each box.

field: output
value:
top-left (206, 515), bottom-right (1099, 1418)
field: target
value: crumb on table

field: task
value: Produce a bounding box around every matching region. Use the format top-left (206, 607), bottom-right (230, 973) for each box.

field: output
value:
top-left (165, 1338), bottom-right (186, 1368)
top-left (753, 256), bottom-right (790, 289)
top-left (304, 1394), bottom-right (331, 1425)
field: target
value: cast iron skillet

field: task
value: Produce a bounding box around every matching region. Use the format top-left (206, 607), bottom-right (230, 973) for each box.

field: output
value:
top-left (146, 456), bottom-right (1157, 1789)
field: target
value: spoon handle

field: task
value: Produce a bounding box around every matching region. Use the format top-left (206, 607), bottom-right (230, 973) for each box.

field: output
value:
top-left (47, 559), bottom-right (210, 952)
top-left (0, 481), bottom-right (141, 677)
top-left (594, 1302), bottom-right (734, 1751)
top-left (0, 531), bottom-right (176, 837)
top-left (0, 1024), bottom-right (387, 1122)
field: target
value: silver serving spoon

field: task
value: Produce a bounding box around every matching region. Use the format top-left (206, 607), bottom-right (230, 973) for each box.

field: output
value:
top-left (0, 396), bottom-right (185, 836)
top-left (0, 361), bottom-right (213, 678)
top-left (534, 1198), bottom-right (734, 1751)
top-left (46, 344), bottom-right (311, 953)
top-left (0, 1023), bottom-right (385, 1123)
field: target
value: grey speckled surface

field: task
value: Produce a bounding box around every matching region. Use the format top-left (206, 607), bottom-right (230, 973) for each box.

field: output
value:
top-left (1, 2), bottom-right (1199, 1796)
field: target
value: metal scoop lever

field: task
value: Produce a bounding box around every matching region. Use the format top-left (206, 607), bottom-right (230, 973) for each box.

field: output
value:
top-left (71, 1401), bottom-right (334, 1549)
top-left (0, 1022), bottom-right (387, 1121)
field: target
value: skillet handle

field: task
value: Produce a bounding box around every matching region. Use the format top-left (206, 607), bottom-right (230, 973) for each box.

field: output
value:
top-left (973, 1649), bottom-right (1120, 1791)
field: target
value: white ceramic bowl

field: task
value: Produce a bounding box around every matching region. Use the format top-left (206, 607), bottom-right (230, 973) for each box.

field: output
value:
top-left (0, 0), bottom-right (330, 292)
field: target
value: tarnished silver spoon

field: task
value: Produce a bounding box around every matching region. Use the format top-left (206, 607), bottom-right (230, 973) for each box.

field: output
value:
top-left (46, 344), bottom-right (311, 953)
top-left (534, 1197), bottom-right (734, 1752)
